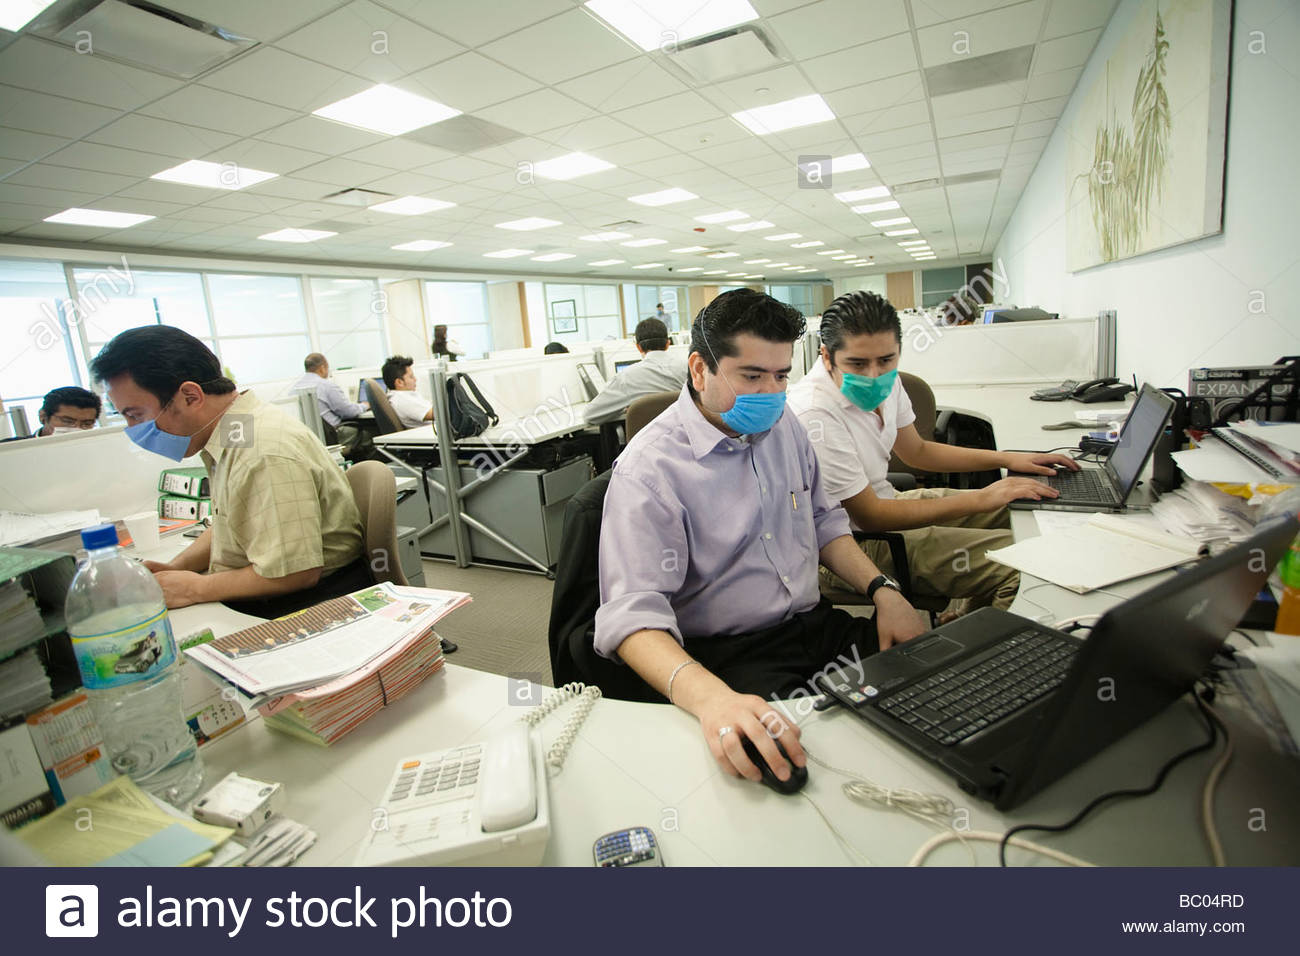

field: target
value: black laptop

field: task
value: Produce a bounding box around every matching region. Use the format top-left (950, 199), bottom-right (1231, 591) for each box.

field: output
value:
top-left (1008, 383), bottom-right (1176, 512)
top-left (818, 516), bottom-right (1297, 810)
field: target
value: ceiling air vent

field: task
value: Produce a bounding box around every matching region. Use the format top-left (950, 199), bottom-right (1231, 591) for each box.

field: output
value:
top-left (926, 46), bottom-right (1034, 97)
top-left (666, 26), bottom-right (785, 83)
top-left (403, 116), bottom-right (525, 154)
top-left (320, 188), bottom-right (394, 207)
top-left (29, 0), bottom-right (256, 79)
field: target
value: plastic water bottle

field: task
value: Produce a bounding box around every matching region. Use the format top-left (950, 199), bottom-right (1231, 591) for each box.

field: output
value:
top-left (65, 524), bottom-right (203, 805)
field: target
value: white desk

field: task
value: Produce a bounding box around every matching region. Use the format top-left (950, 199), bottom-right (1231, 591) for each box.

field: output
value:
top-left (162, 384), bottom-right (1299, 866)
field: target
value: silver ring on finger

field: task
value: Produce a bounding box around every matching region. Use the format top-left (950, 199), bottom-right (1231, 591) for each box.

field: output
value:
top-left (718, 725), bottom-right (734, 741)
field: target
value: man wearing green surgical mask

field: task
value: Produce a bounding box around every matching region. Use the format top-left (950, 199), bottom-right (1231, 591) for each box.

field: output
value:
top-left (788, 290), bottom-right (1079, 616)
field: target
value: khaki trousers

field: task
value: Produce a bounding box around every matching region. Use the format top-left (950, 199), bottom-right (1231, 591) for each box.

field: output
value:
top-left (822, 488), bottom-right (1020, 610)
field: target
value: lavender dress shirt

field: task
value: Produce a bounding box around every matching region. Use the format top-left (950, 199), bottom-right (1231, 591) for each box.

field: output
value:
top-left (594, 384), bottom-right (852, 659)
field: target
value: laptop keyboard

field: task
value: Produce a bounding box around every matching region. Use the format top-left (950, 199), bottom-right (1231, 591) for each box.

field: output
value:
top-left (876, 631), bottom-right (1079, 746)
top-left (1041, 468), bottom-right (1114, 501)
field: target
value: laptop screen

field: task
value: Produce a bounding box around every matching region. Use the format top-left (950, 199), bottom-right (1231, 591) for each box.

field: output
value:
top-left (614, 359), bottom-right (640, 373)
top-left (1105, 384), bottom-right (1176, 495)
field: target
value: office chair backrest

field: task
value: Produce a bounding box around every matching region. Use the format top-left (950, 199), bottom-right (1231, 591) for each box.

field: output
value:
top-left (888, 371), bottom-right (938, 481)
top-left (547, 471), bottom-right (662, 702)
top-left (625, 390), bottom-right (677, 442)
top-left (345, 461), bottom-right (408, 586)
top-left (366, 379), bottom-right (404, 435)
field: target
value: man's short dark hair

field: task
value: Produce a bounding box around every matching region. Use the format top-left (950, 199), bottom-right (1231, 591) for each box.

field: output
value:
top-left (381, 355), bottom-right (413, 389)
top-left (304, 352), bottom-right (326, 372)
top-left (90, 326), bottom-right (235, 406)
top-left (819, 291), bottom-right (902, 360)
top-left (41, 386), bottom-right (101, 419)
top-left (634, 318), bottom-right (670, 351)
top-left (689, 288), bottom-right (806, 374)
top-left (543, 342), bottom-right (569, 355)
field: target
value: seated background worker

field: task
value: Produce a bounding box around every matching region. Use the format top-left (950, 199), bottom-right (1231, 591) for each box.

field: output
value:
top-left (292, 352), bottom-right (372, 459)
top-left (543, 341), bottom-right (570, 355)
top-left (380, 355), bottom-right (433, 429)
top-left (37, 386), bottom-right (101, 435)
top-left (595, 289), bottom-right (926, 786)
top-left (787, 291), bottom-right (1078, 615)
top-left (582, 318), bottom-right (689, 425)
top-left (90, 326), bottom-right (368, 617)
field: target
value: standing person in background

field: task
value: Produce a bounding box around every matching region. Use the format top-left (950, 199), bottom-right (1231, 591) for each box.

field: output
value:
top-left (655, 302), bottom-right (670, 324)
top-left (431, 324), bottom-right (463, 362)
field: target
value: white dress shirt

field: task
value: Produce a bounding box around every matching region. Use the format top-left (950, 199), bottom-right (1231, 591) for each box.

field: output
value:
top-left (582, 349), bottom-right (690, 425)
top-left (388, 388), bottom-right (432, 429)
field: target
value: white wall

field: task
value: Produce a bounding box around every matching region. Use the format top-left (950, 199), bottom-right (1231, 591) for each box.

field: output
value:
top-left (994, 0), bottom-right (1300, 390)
top-left (486, 281), bottom-right (525, 351)
top-left (833, 273), bottom-right (888, 298)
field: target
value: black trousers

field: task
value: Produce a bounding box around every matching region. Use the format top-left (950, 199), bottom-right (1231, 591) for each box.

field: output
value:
top-left (683, 600), bottom-right (880, 700)
top-left (221, 557), bottom-right (374, 620)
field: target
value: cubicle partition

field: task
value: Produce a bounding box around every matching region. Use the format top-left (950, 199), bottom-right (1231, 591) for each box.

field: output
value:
top-left (899, 316), bottom-right (1110, 386)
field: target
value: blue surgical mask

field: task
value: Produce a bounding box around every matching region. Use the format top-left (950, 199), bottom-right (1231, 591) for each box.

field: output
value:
top-left (719, 391), bottom-right (786, 435)
top-left (840, 368), bottom-right (898, 411)
top-left (125, 418), bottom-right (192, 461)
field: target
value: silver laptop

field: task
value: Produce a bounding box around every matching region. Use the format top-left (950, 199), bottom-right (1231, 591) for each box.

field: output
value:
top-left (1009, 383), bottom-right (1175, 512)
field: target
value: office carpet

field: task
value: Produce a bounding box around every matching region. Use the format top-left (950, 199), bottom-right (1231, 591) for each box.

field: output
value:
top-left (421, 559), bottom-right (556, 685)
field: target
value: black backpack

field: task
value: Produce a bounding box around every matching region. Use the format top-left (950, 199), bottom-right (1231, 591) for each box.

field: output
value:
top-left (445, 372), bottom-right (498, 438)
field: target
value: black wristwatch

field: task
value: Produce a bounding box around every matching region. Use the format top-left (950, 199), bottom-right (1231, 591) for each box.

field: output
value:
top-left (866, 574), bottom-right (902, 603)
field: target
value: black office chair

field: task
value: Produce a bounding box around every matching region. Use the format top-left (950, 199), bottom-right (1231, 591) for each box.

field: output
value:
top-left (547, 471), bottom-right (664, 702)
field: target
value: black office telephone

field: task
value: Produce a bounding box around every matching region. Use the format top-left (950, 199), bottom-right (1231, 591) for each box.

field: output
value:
top-left (1071, 377), bottom-right (1135, 403)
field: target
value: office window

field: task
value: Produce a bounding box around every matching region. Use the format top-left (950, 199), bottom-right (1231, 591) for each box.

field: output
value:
top-left (310, 277), bottom-right (386, 370)
top-left (543, 283), bottom-right (621, 341)
top-left (634, 285), bottom-right (685, 330)
top-left (73, 267), bottom-right (213, 362)
top-left (921, 267), bottom-right (966, 308)
top-left (206, 274), bottom-right (310, 383)
top-left (766, 284), bottom-right (819, 316)
top-left (0, 258), bottom-right (79, 427)
top-left (424, 281), bottom-right (492, 357)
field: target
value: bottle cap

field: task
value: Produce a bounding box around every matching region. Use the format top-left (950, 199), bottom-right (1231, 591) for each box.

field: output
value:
top-left (80, 523), bottom-right (119, 550)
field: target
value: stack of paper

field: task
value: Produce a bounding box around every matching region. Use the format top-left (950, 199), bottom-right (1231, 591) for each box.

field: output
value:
top-left (0, 509), bottom-right (100, 547)
top-left (988, 513), bottom-right (1205, 593)
top-left (1150, 480), bottom-right (1258, 544)
top-left (0, 579), bottom-right (43, 657)
top-left (1223, 421), bottom-right (1300, 477)
top-left (0, 649), bottom-right (52, 717)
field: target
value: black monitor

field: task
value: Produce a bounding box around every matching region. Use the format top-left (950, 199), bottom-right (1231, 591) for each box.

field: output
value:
top-left (991, 308), bottom-right (1058, 323)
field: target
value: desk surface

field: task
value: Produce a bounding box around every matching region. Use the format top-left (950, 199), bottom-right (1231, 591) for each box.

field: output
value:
top-left (373, 403), bottom-right (589, 449)
top-left (167, 384), bottom-right (1298, 867)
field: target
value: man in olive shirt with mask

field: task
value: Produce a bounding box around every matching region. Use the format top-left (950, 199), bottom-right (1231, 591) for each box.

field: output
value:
top-left (91, 326), bottom-right (367, 617)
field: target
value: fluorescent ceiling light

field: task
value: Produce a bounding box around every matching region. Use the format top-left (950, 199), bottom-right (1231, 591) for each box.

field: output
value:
top-left (259, 228), bottom-right (335, 242)
top-left (672, 245), bottom-right (709, 253)
top-left (695, 210), bottom-right (748, 224)
top-left (914, 255), bottom-right (937, 260)
top-left (584, 0), bottom-right (759, 52)
top-left (589, 259), bottom-right (625, 266)
top-left (632, 263), bottom-right (665, 269)
top-left (392, 239), bottom-right (452, 251)
top-left (622, 237), bottom-right (667, 247)
top-left (817, 249), bottom-right (846, 255)
top-left (791, 240), bottom-right (824, 248)
top-left (496, 217), bottom-right (562, 231)
top-left (151, 159), bottom-right (277, 191)
top-left (706, 252), bottom-right (739, 259)
top-left (44, 208), bottom-right (154, 228)
top-left (371, 196), bottom-right (456, 215)
top-left (831, 254), bottom-right (855, 260)
top-left (897, 240), bottom-right (928, 247)
top-left (677, 267), bottom-right (704, 273)
top-left (0, 0), bottom-right (58, 32)
top-left (533, 152), bottom-right (614, 180)
top-left (885, 228), bottom-right (920, 236)
top-left (483, 249), bottom-right (533, 258)
top-left (312, 84), bottom-right (461, 136)
top-left (743, 258), bottom-right (770, 264)
top-left (702, 270), bottom-right (728, 275)
top-left (764, 232), bottom-right (801, 241)
top-left (579, 231), bottom-right (632, 241)
top-left (726, 273), bottom-right (746, 278)
top-left (766, 262), bottom-right (790, 267)
top-left (532, 252), bottom-right (576, 261)
top-left (871, 217), bottom-right (911, 227)
top-left (742, 274), bottom-right (762, 279)
top-left (629, 187), bottom-right (697, 206)
top-left (832, 153), bottom-right (870, 172)
top-left (852, 200), bottom-right (900, 214)
top-left (781, 265), bottom-right (803, 271)
top-left (836, 185), bottom-right (891, 202)
top-left (728, 220), bottom-right (774, 232)
top-left (733, 94), bottom-right (835, 135)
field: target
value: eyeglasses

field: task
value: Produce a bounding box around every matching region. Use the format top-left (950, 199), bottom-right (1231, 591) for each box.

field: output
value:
top-left (49, 414), bottom-right (97, 429)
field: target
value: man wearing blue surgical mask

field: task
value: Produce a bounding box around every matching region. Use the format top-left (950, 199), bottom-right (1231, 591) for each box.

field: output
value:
top-left (788, 290), bottom-right (1078, 617)
top-left (596, 289), bottom-right (926, 787)
top-left (90, 326), bottom-right (366, 617)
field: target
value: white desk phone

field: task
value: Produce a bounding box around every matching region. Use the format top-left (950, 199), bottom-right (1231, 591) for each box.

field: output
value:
top-left (354, 683), bottom-right (601, 866)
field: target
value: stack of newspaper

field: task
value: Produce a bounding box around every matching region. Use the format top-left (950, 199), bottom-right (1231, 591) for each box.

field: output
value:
top-left (184, 583), bottom-right (470, 745)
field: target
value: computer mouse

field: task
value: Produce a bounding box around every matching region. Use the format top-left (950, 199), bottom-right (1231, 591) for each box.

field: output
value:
top-left (741, 736), bottom-right (808, 795)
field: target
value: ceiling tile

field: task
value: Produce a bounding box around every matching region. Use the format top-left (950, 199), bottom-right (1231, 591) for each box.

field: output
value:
top-left (0, 37), bottom-right (182, 110)
top-left (479, 10), bottom-right (637, 86)
top-left (199, 47), bottom-right (369, 112)
top-left (1031, 29), bottom-right (1102, 73)
top-left (1019, 95), bottom-right (1068, 123)
top-left (821, 73), bottom-right (926, 117)
top-left (4, 162), bottom-right (138, 196)
top-left (382, 0), bottom-right (572, 47)
top-left (705, 65), bottom-right (818, 113)
top-left (768, 0), bottom-right (909, 59)
top-left (0, 182), bottom-right (100, 209)
top-left (541, 116), bottom-right (644, 153)
top-left (85, 114), bottom-right (237, 158)
top-left (203, 139), bottom-right (330, 176)
top-left (915, 0), bottom-right (1047, 67)
top-left (0, 127), bottom-right (69, 162)
top-left (140, 86), bottom-right (298, 137)
top-left (930, 81), bottom-right (1027, 118)
top-left (476, 89), bottom-right (598, 137)
top-left (910, 1), bottom-right (1027, 28)
top-left (1026, 65), bottom-right (1083, 101)
top-left (802, 34), bottom-right (918, 90)
top-left (613, 92), bottom-right (725, 135)
top-left (257, 115), bottom-right (387, 154)
top-left (342, 138), bottom-right (456, 171)
top-left (160, 0), bottom-right (345, 39)
top-left (935, 105), bottom-right (1021, 137)
top-left (0, 85), bottom-right (120, 139)
top-left (840, 101), bottom-right (933, 138)
top-left (557, 59), bottom-right (688, 114)
top-left (1044, 0), bottom-right (1119, 39)
top-left (404, 52), bottom-right (541, 113)
top-left (294, 156), bottom-right (400, 187)
top-left (274, 1), bottom-right (463, 81)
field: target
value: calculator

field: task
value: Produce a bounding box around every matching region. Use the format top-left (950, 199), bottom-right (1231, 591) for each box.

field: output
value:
top-left (593, 826), bottom-right (662, 867)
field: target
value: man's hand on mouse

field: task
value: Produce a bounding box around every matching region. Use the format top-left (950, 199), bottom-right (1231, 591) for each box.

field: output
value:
top-left (1002, 451), bottom-right (1080, 474)
top-left (694, 691), bottom-right (805, 783)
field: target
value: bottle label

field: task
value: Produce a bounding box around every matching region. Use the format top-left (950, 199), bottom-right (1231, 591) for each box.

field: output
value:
top-left (71, 609), bottom-right (177, 689)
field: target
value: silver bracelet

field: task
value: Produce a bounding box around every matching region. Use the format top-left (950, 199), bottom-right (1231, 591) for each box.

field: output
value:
top-left (666, 659), bottom-right (700, 704)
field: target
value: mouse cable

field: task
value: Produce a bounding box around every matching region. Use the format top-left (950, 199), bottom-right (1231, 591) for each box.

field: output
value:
top-left (908, 830), bottom-right (1095, 868)
top-left (997, 689), bottom-right (1219, 866)
top-left (1230, 628), bottom-right (1259, 647)
top-left (1198, 694), bottom-right (1232, 867)
top-left (797, 789), bottom-right (875, 867)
